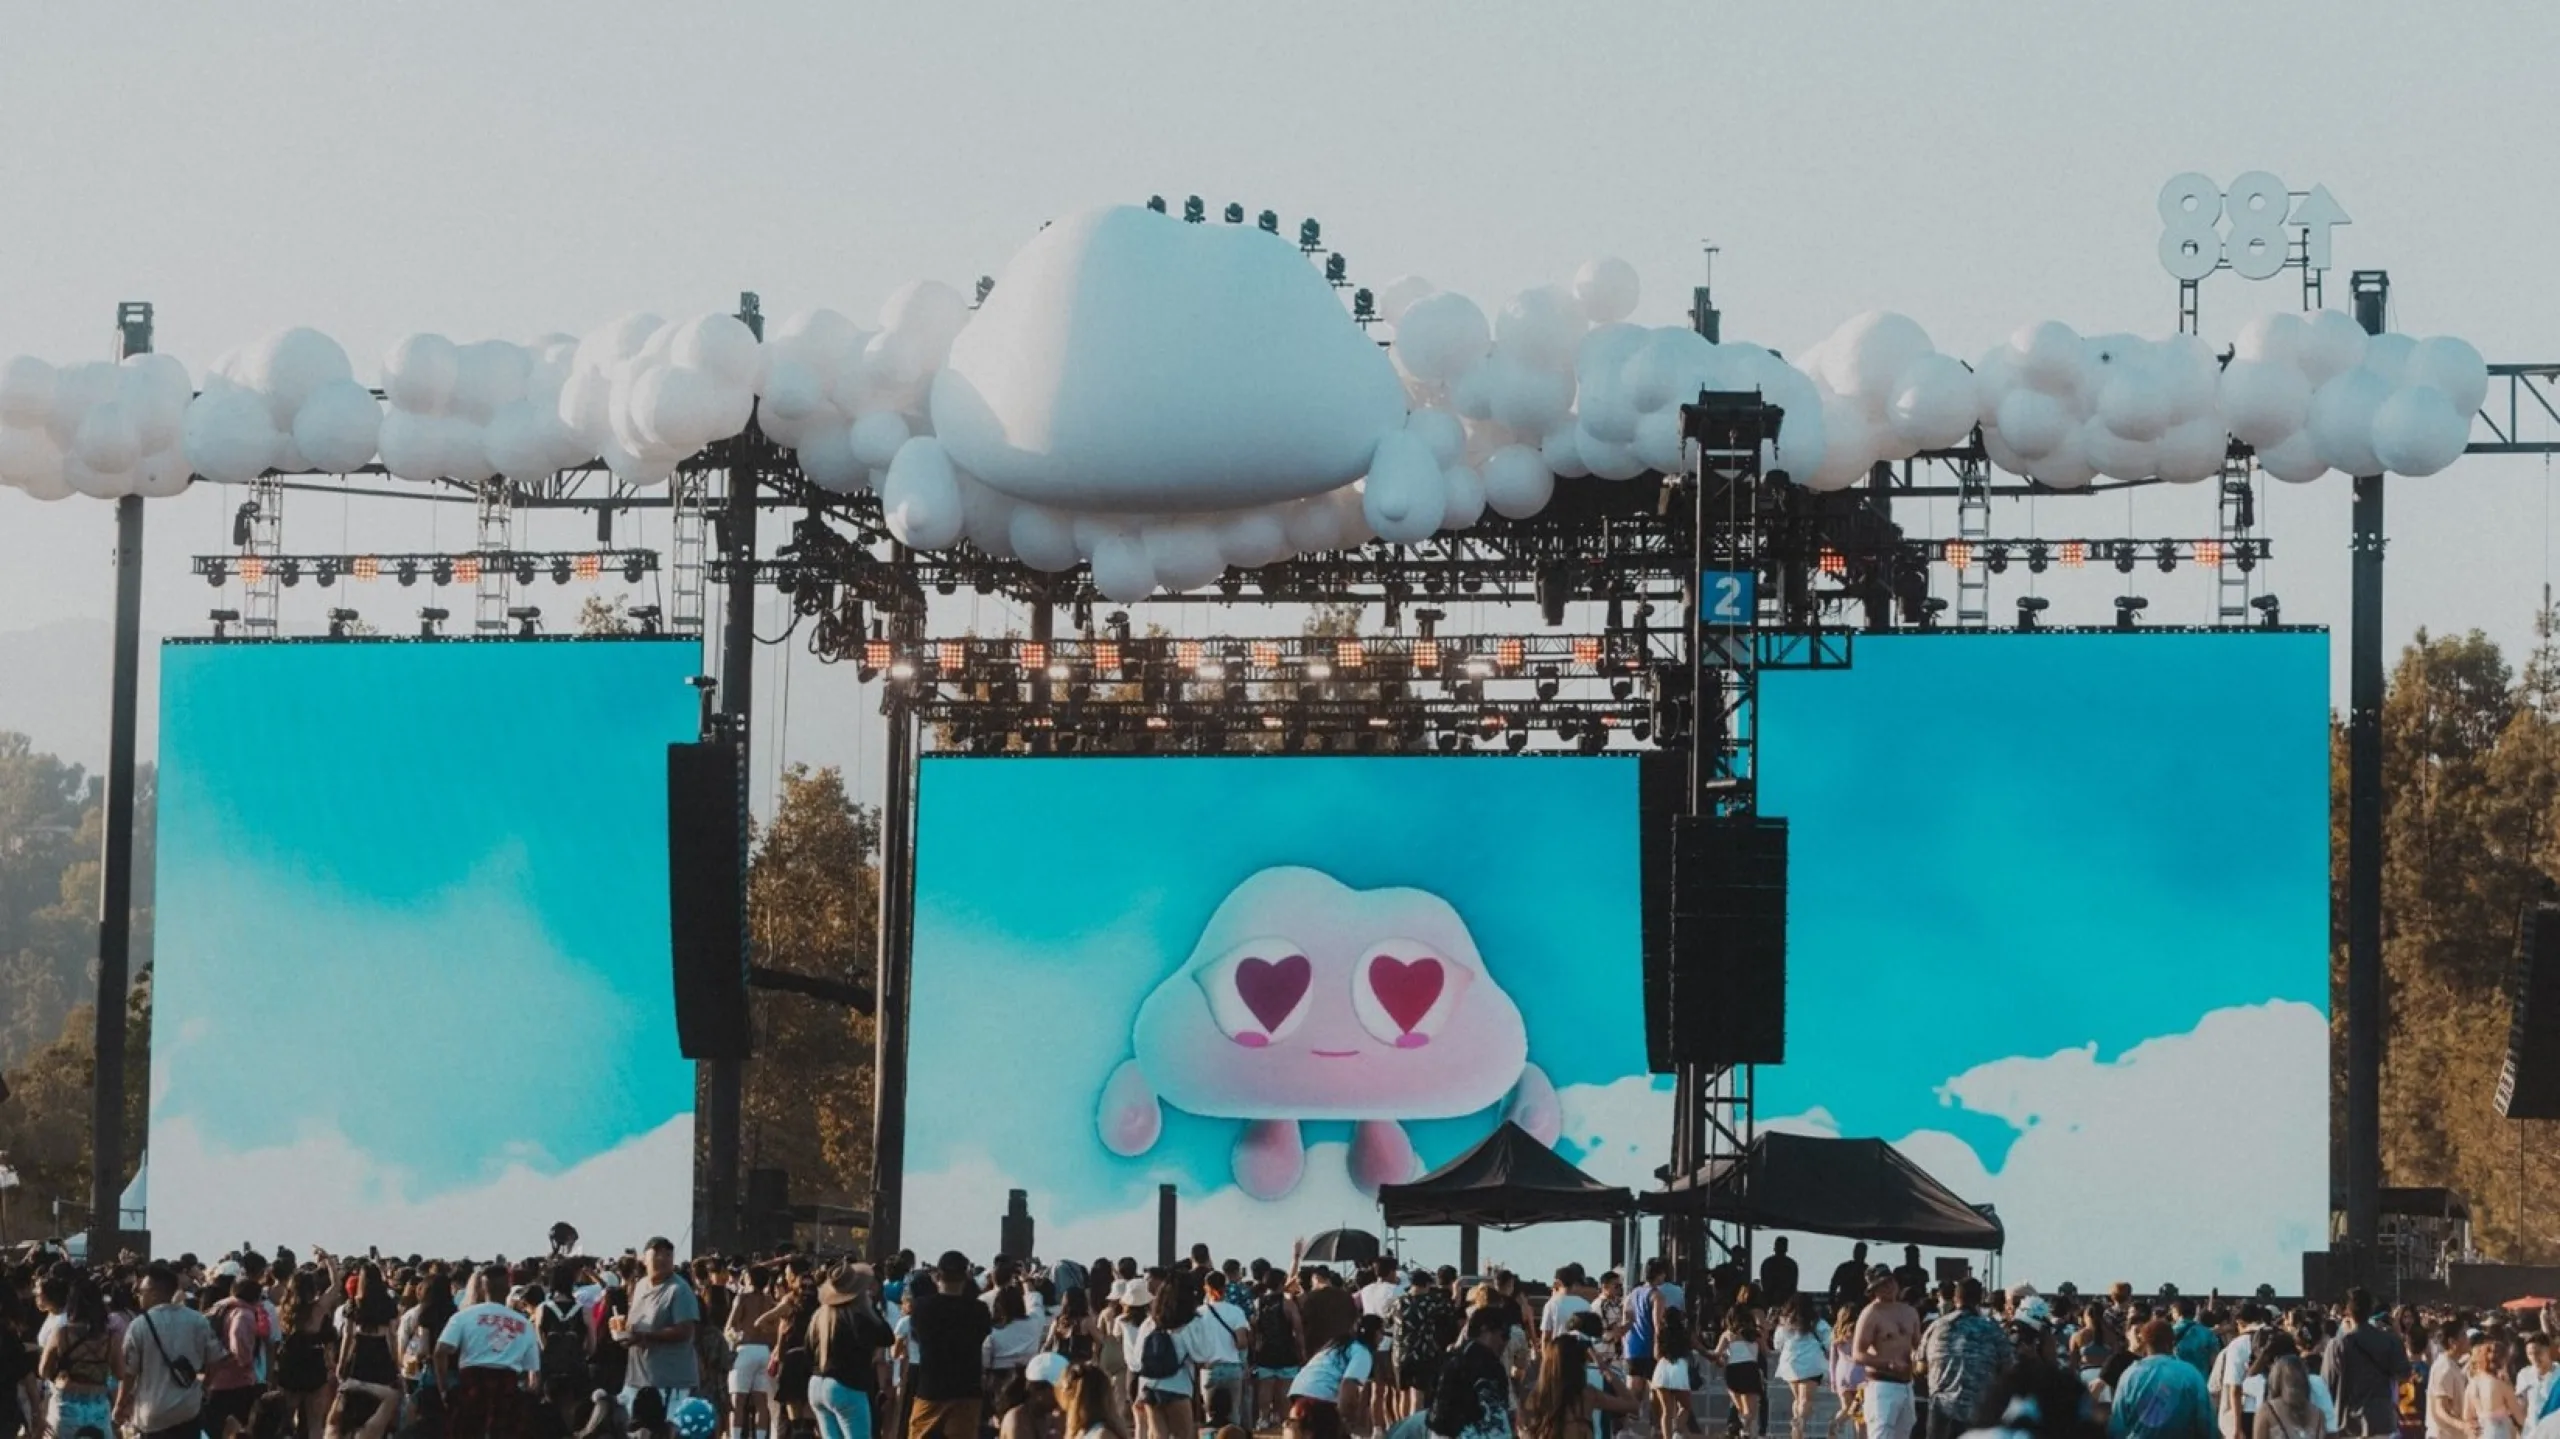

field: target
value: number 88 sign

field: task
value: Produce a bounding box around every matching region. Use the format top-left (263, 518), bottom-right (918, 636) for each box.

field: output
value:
top-left (2158, 172), bottom-right (2349, 283)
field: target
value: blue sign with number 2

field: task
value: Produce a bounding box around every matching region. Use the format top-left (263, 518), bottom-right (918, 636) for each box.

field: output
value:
top-left (1701, 568), bottom-right (1755, 625)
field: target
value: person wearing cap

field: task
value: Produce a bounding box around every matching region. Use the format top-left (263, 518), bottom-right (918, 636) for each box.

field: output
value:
top-left (617, 1237), bottom-right (704, 1429)
top-left (908, 1252), bottom-right (993, 1439)
top-left (1851, 1266), bottom-right (1920, 1439)
top-left (1001, 1353), bottom-right (1071, 1439)
top-left (809, 1264), bottom-right (895, 1439)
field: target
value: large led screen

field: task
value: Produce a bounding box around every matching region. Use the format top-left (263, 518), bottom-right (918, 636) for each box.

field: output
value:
top-left (152, 639), bottom-right (704, 1257)
top-left (1757, 631), bottom-right (2330, 1289)
top-left (905, 757), bottom-right (1658, 1271)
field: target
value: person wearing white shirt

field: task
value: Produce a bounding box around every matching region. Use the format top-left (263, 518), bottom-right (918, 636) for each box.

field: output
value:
top-left (1196, 1273), bottom-right (1254, 1431)
top-left (1543, 1266), bottom-right (1596, 1342)
top-left (2521, 1336), bottom-right (2557, 1425)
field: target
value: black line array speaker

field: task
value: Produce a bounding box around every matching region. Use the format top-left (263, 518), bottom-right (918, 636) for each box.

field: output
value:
top-left (2498, 903), bottom-right (2560, 1119)
top-left (668, 739), bottom-right (752, 1061)
top-left (1665, 814), bottom-right (1788, 1067)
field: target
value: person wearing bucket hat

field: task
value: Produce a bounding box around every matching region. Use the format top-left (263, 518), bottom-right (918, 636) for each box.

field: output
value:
top-left (1853, 1266), bottom-right (1921, 1439)
top-left (808, 1265), bottom-right (894, 1439)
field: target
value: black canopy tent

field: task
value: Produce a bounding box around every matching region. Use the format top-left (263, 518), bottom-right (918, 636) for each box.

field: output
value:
top-left (1379, 1121), bottom-right (1635, 1269)
top-left (1642, 1132), bottom-right (2005, 1251)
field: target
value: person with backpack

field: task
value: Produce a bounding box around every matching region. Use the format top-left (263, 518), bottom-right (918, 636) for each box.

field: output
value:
top-left (1195, 1271), bottom-right (1254, 1433)
top-left (1251, 1275), bottom-right (1305, 1432)
top-left (536, 1262), bottom-right (596, 1438)
top-left (1132, 1280), bottom-right (1208, 1439)
top-left (207, 1269), bottom-right (276, 1439)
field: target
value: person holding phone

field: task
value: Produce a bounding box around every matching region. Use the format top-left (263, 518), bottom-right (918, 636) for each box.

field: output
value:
top-left (119, 1263), bottom-right (224, 1439)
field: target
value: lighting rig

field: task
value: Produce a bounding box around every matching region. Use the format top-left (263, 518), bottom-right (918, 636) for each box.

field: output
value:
top-left (193, 548), bottom-right (658, 589)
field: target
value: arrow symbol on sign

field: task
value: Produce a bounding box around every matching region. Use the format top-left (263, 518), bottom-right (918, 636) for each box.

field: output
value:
top-left (2291, 185), bottom-right (2351, 271)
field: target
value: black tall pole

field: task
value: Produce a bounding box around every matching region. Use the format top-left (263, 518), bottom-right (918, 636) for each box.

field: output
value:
top-left (706, 293), bottom-right (763, 1252)
top-left (2343, 270), bottom-right (2390, 1279)
top-left (868, 699), bottom-right (917, 1258)
top-left (88, 303), bottom-right (154, 1252)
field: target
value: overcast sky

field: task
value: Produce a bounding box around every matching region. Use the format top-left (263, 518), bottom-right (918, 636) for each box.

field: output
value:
top-left (6, 1), bottom-right (2560, 810)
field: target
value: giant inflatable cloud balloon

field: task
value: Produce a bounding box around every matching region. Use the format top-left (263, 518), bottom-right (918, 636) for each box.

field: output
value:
top-left (0, 204), bottom-right (2495, 548)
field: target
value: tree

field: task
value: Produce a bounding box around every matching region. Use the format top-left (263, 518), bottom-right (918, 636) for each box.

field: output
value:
top-left (578, 595), bottom-right (636, 636)
top-left (2347, 620), bottom-right (2560, 1261)
top-left (737, 764), bottom-right (881, 1214)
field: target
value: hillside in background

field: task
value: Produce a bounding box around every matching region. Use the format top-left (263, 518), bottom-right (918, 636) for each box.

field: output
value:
top-left (0, 620), bottom-right (161, 772)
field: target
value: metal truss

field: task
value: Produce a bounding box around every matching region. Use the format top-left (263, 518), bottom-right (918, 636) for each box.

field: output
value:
top-left (192, 548), bottom-right (659, 588)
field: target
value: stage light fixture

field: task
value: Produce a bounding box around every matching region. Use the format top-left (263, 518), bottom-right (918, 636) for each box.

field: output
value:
top-left (453, 557), bottom-right (481, 584)
top-left (1572, 636), bottom-right (1602, 666)
top-left (417, 606), bottom-right (449, 638)
top-left (315, 558), bottom-right (339, 588)
top-left (512, 559), bottom-right (537, 586)
top-left (630, 604), bottom-right (663, 636)
top-left (1095, 640), bottom-right (1121, 670)
top-left (208, 608), bottom-right (239, 638)
top-left (1048, 660), bottom-right (1071, 681)
top-left (397, 559), bottom-right (420, 587)
top-left (1305, 659), bottom-right (1333, 680)
top-left (622, 555), bottom-right (646, 583)
top-left (1987, 544), bottom-right (2009, 574)
top-left (1611, 677), bottom-right (1634, 700)
top-left (278, 558), bottom-right (303, 587)
top-left (1183, 195), bottom-right (1205, 223)
top-left (1298, 217), bottom-right (1321, 251)
top-left (231, 502), bottom-right (257, 547)
top-left (1465, 656), bottom-right (1494, 680)
top-left (2017, 595), bottom-right (2049, 632)
top-left (2236, 544), bottom-right (2257, 574)
top-left (352, 555), bottom-right (380, 582)
top-left (2059, 541), bottom-right (2086, 569)
top-left (1335, 638), bottom-right (1362, 669)
top-left (1223, 202), bottom-right (1244, 224)
top-left (887, 657), bottom-right (917, 681)
top-left (2026, 543), bottom-right (2050, 574)
top-left (203, 561), bottom-right (227, 587)
top-left (1413, 642), bottom-right (1438, 673)
top-left (1535, 666), bottom-right (1560, 701)
top-left (1260, 713), bottom-right (1284, 730)
top-left (1497, 638), bottom-right (1523, 669)
top-left (1176, 639), bottom-right (1203, 670)
top-left (507, 605), bottom-right (542, 636)
top-left (863, 640), bottom-right (893, 671)
top-left (241, 556), bottom-right (268, 585)
top-left (1557, 718), bottom-right (1581, 741)
top-left (1022, 641), bottom-right (1048, 672)
top-left (1146, 713), bottom-right (1172, 730)
top-left (2154, 541), bottom-right (2177, 573)
top-left (2252, 594), bottom-right (2282, 628)
top-left (1504, 731), bottom-right (1528, 752)
top-left (1436, 732), bottom-right (1459, 753)
top-left (1257, 209), bottom-right (1279, 234)
top-left (2194, 540), bottom-right (2223, 568)
top-left (1818, 549), bottom-right (1847, 576)
top-left (327, 607), bottom-right (359, 638)
top-left (2114, 544), bottom-right (2137, 575)
top-left (1250, 641), bottom-right (1280, 669)
top-left (1198, 658), bottom-right (1227, 681)
top-left (1365, 715), bottom-right (1390, 729)
top-left (936, 640), bottom-right (965, 671)
top-left (574, 553), bottom-right (603, 581)
top-left (1352, 289), bottom-right (1375, 323)
top-left (1147, 195), bottom-right (1167, 213)
top-left (1325, 253), bottom-right (1347, 286)
top-left (2115, 595), bottom-right (2149, 630)
top-left (1633, 721), bottom-right (1653, 741)
top-left (1944, 541), bottom-right (1972, 569)
top-left (551, 558), bottom-right (573, 585)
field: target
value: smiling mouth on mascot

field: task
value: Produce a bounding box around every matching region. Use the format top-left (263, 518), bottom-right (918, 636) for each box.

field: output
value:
top-left (1094, 865), bottom-right (1562, 1199)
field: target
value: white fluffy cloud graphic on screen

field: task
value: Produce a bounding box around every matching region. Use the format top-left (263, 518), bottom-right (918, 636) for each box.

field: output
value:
top-left (149, 1114), bottom-right (692, 1260)
top-left (907, 1081), bottom-right (1669, 1280)
top-left (1763, 1000), bottom-right (2326, 1290)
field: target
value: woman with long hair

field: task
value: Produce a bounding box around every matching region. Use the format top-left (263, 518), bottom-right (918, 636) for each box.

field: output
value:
top-left (806, 1265), bottom-right (894, 1439)
top-left (36, 1276), bottom-right (121, 1439)
top-left (208, 1273), bottom-right (274, 1439)
top-left (1652, 1309), bottom-right (1697, 1439)
top-left (1769, 1297), bottom-right (1831, 1439)
top-left (1521, 1335), bottom-right (1635, 1439)
top-left (1048, 1289), bottom-right (1097, 1365)
top-left (400, 1275), bottom-right (456, 1388)
top-left (987, 1284), bottom-right (1046, 1406)
top-left (1721, 1305), bottom-right (1766, 1437)
top-left (1827, 1304), bottom-right (1866, 1439)
top-left (1133, 1281), bottom-right (1205, 1439)
top-left (1285, 1317), bottom-right (1381, 1439)
top-left (277, 1269), bottom-right (339, 1439)
top-left (760, 1266), bottom-right (823, 1439)
top-left (1063, 1362), bottom-right (1130, 1439)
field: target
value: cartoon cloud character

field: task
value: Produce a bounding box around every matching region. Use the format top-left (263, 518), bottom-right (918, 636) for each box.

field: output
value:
top-left (1096, 865), bottom-right (1562, 1199)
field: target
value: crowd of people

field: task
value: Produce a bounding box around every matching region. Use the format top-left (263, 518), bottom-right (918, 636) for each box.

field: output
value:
top-left (4, 1230), bottom-right (2558, 1439)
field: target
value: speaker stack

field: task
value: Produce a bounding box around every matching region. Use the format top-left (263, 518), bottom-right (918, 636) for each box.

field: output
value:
top-left (667, 739), bottom-right (752, 1061)
top-left (2498, 903), bottom-right (2560, 1119)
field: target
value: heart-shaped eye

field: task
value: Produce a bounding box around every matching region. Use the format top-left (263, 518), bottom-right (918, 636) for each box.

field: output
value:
top-left (1351, 943), bottom-right (1470, 1047)
top-left (1197, 940), bottom-right (1312, 1046)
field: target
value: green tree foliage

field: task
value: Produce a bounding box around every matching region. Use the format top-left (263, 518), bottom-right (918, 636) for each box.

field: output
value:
top-left (2349, 615), bottom-right (2560, 1261)
top-left (741, 764), bottom-right (881, 1213)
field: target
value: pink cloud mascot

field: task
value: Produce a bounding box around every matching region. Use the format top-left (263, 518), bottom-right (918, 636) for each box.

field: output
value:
top-left (1097, 865), bottom-right (1562, 1198)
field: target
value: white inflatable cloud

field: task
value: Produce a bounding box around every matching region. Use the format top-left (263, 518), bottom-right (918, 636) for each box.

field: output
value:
top-left (933, 204), bottom-right (1405, 512)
